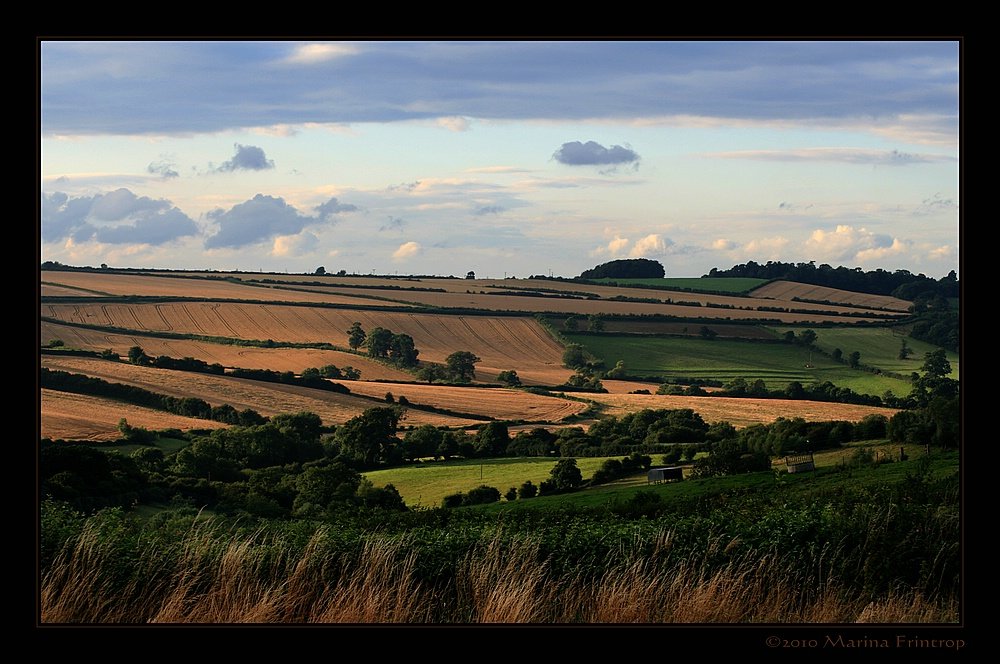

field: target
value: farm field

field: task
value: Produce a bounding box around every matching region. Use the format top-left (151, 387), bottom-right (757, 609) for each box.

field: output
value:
top-left (40, 321), bottom-right (414, 380)
top-left (40, 271), bottom-right (411, 308)
top-left (750, 280), bottom-right (912, 312)
top-left (564, 320), bottom-right (779, 339)
top-left (91, 270), bottom-right (908, 322)
top-left (584, 391), bottom-right (898, 427)
top-left (592, 277), bottom-right (769, 293)
top-left (41, 389), bottom-right (226, 441)
top-left (345, 381), bottom-right (588, 423)
top-left (363, 455), bottom-right (624, 508)
top-left (777, 326), bottom-right (960, 379)
top-left (40, 356), bottom-right (477, 428)
top-left (568, 333), bottom-right (912, 396)
top-left (484, 448), bottom-right (959, 512)
top-left (42, 304), bottom-right (571, 385)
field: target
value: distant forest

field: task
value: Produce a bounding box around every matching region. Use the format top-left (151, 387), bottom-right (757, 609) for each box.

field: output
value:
top-left (707, 261), bottom-right (959, 300)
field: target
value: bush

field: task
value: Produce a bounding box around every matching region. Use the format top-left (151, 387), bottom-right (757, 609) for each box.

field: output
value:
top-left (504, 487), bottom-right (518, 502)
top-left (517, 480), bottom-right (538, 499)
top-left (441, 493), bottom-right (464, 509)
top-left (462, 485), bottom-right (501, 506)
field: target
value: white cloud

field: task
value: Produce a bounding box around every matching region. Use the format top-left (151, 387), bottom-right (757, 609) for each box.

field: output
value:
top-left (630, 234), bottom-right (671, 257)
top-left (856, 238), bottom-right (910, 262)
top-left (436, 116), bottom-right (471, 132)
top-left (392, 241), bottom-right (422, 260)
top-left (283, 43), bottom-right (360, 65)
top-left (804, 225), bottom-right (897, 262)
top-left (712, 238), bottom-right (737, 251)
top-left (271, 232), bottom-right (318, 257)
top-left (706, 147), bottom-right (955, 165)
top-left (928, 245), bottom-right (954, 260)
top-left (742, 236), bottom-right (790, 259)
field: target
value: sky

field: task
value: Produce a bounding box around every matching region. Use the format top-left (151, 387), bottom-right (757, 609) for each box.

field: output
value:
top-left (39, 40), bottom-right (960, 279)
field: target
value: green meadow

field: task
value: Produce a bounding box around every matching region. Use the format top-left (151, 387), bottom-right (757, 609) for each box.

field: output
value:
top-left (566, 333), bottom-right (911, 395)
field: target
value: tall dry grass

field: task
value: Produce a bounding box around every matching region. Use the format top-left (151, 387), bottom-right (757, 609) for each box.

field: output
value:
top-left (41, 522), bottom-right (957, 624)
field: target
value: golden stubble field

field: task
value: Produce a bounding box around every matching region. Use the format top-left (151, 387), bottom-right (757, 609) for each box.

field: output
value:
top-left (41, 389), bottom-right (227, 441)
top-left (749, 280), bottom-right (912, 312)
top-left (42, 303), bottom-right (573, 385)
top-left (345, 380), bottom-right (587, 422)
top-left (586, 392), bottom-right (898, 428)
top-left (40, 356), bottom-right (479, 430)
top-left (40, 321), bottom-right (415, 380)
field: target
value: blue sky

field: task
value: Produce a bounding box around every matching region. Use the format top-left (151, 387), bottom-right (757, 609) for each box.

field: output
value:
top-left (40, 40), bottom-right (959, 278)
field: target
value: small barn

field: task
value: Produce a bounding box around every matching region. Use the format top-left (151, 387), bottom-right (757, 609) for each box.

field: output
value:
top-left (784, 453), bottom-right (815, 474)
top-left (647, 466), bottom-right (684, 484)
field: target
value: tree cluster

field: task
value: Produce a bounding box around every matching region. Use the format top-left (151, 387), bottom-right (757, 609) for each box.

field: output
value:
top-left (580, 258), bottom-right (665, 280)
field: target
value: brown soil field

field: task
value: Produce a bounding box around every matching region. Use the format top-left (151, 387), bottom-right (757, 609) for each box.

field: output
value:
top-left (39, 322), bottom-right (414, 380)
top-left (40, 356), bottom-right (477, 428)
top-left (750, 280), bottom-right (912, 312)
top-left (345, 381), bottom-right (588, 423)
top-left (42, 304), bottom-right (573, 386)
top-left (41, 389), bottom-right (226, 441)
top-left (600, 379), bottom-right (665, 394)
top-left (584, 392), bottom-right (898, 428)
top-left (40, 271), bottom-right (409, 308)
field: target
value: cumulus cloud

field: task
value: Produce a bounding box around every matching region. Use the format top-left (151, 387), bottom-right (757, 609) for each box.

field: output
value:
top-left (630, 234), bottom-right (672, 257)
top-left (591, 234), bottom-right (673, 258)
top-left (392, 241), bottom-right (422, 260)
top-left (553, 141), bottom-right (640, 168)
top-left (147, 158), bottom-right (179, 179)
top-left (41, 188), bottom-right (197, 245)
top-left (387, 181), bottom-right (421, 192)
top-left (271, 232), bottom-right (319, 257)
top-left (205, 194), bottom-right (313, 249)
top-left (216, 144), bottom-right (275, 172)
top-left (856, 238), bottom-right (910, 262)
top-left (928, 245), bottom-right (953, 260)
top-left (712, 238), bottom-right (738, 251)
top-left (315, 196), bottom-right (358, 221)
top-left (804, 225), bottom-right (899, 262)
top-left (436, 116), bottom-right (471, 132)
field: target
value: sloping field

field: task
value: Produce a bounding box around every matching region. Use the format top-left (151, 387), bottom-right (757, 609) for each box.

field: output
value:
top-left (41, 389), bottom-right (226, 441)
top-left (751, 280), bottom-right (912, 312)
top-left (345, 381), bottom-right (588, 423)
top-left (39, 321), bottom-right (414, 380)
top-left (40, 271), bottom-right (408, 307)
top-left (568, 333), bottom-right (911, 396)
top-left (40, 356), bottom-right (476, 428)
top-left (778, 326), bottom-right (960, 379)
top-left (584, 393), bottom-right (898, 428)
top-left (41, 282), bottom-right (107, 297)
top-left (42, 304), bottom-right (572, 385)
top-left (554, 319), bottom-right (778, 339)
top-left (292, 284), bottom-right (893, 322)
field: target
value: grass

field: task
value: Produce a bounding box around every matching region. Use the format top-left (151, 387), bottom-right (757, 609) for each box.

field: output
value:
top-left (484, 446), bottom-right (959, 512)
top-left (776, 326), bottom-right (960, 379)
top-left (364, 455), bottom-right (623, 508)
top-left (567, 333), bottom-right (911, 395)
top-left (591, 277), bottom-right (769, 293)
top-left (97, 436), bottom-right (191, 455)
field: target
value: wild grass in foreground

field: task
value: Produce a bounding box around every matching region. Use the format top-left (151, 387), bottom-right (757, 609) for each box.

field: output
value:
top-left (42, 520), bottom-right (956, 624)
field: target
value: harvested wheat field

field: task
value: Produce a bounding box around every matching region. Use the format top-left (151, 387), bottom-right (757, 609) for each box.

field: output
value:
top-left (42, 305), bottom-right (572, 385)
top-left (41, 356), bottom-right (477, 428)
top-left (289, 285), bottom-right (892, 323)
top-left (39, 322), bottom-right (414, 380)
top-left (750, 280), bottom-right (912, 312)
top-left (40, 271), bottom-right (409, 307)
top-left (346, 381), bottom-right (587, 423)
top-left (41, 389), bottom-right (226, 441)
top-left (585, 392), bottom-right (897, 428)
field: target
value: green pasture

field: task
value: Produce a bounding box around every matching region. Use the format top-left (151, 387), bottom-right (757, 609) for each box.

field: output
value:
top-left (364, 455), bottom-right (622, 508)
top-left (776, 326), bottom-right (959, 379)
top-left (567, 333), bottom-right (911, 396)
top-left (482, 446), bottom-right (958, 512)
